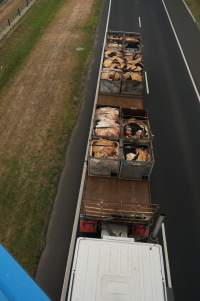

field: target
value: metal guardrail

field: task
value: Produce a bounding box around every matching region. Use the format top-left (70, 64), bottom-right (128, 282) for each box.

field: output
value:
top-left (0, 0), bottom-right (35, 39)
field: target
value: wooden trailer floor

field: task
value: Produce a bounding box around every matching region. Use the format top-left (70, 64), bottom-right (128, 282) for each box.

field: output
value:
top-left (98, 94), bottom-right (144, 109)
top-left (83, 175), bottom-right (150, 204)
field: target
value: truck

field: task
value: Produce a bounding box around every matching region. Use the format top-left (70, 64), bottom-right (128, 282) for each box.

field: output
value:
top-left (0, 31), bottom-right (173, 301)
top-left (62, 31), bottom-right (174, 301)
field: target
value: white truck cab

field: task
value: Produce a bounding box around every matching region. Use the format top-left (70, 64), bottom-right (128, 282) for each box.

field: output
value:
top-left (67, 237), bottom-right (167, 301)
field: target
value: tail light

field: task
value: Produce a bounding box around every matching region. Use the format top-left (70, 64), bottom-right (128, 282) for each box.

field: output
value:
top-left (132, 224), bottom-right (149, 238)
top-left (79, 220), bottom-right (97, 234)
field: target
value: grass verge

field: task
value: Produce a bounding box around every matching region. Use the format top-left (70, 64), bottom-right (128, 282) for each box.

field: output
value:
top-left (186, 0), bottom-right (200, 28)
top-left (0, 0), bottom-right (102, 275)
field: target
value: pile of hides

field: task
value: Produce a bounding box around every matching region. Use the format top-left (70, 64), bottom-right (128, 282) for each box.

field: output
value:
top-left (124, 145), bottom-right (150, 162)
top-left (104, 49), bottom-right (125, 69)
top-left (108, 33), bottom-right (123, 42)
top-left (108, 33), bottom-right (141, 50)
top-left (107, 41), bottom-right (123, 49)
top-left (123, 118), bottom-right (149, 140)
top-left (124, 51), bottom-right (143, 71)
top-left (124, 34), bottom-right (141, 50)
top-left (91, 139), bottom-right (119, 159)
top-left (101, 33), bottom-right (143, 82)
top-left (122, 71), bottom-right (142, 81)
top-left (125, 35), bottom-right (140, 43)
top-left (101, 69), bottom-right (121, 80)
top-left (95, 107), bottom-right (120, 138)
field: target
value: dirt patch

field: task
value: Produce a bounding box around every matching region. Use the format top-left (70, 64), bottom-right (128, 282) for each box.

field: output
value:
top-left (0, 0), bottom-right (100, 273)
top-left (0, 0), bottom-right (93, 159)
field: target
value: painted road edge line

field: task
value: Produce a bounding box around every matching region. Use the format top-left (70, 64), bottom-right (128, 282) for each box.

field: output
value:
top-left (145, 71), bottom-right (149, 94)
top-left (60, 1), bottom-right (112, 300)
top-left (182, 0), bottom-right (197, 24)
top-left (162, 0), bottom-right (200, 103)
top-left (138, 16), bottom-right (142, 28)
top-left (162, 223), bottom-right (172, 289)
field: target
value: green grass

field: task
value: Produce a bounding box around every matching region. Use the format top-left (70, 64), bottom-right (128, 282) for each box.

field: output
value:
top-left (0, 145), bottom-right (67, 271)
top-left (186, 0), bottom-right (200, 27)
top-left (0, 0), bottom-right (67, 90)
top-left (0, 0), bottom-right (102, 275)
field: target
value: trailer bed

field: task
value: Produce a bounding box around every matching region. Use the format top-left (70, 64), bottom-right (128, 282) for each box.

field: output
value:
top-left (98, 94), bottom-right (144, 109)
top-left (83, 176), bottom-right (150, 204)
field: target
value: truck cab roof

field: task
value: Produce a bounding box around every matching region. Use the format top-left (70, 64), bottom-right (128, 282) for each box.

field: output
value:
top-left (68, 237), bottom-right (167, 301)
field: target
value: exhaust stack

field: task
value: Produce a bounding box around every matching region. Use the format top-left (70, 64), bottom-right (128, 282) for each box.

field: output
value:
top-left (151, 214), bottom-right (165, 240)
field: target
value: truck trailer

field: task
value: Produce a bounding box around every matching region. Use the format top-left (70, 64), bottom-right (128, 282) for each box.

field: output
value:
top-left (62, 31), bottom-right (173, 301)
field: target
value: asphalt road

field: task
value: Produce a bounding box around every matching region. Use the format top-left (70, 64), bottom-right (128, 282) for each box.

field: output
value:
top-left (109, 0), bottom-right (200, 300)
top-left (164, 0), bottom-right (200, 94)
top-left (36, 1), bottom-right (200, 300)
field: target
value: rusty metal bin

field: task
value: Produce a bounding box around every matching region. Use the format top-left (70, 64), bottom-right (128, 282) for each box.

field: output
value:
top-left (93, 105), bottom-right (120, 140)
top-left (100, 69), bottom-right (122, 95)
top-left (120, 143), bottom-right (154, 179)
top-left (88, 139), bottom-right (120, 177)
top-left (107, 31), bottom-right (142, 52)
top-left (121, 108), bottom-right (152, 143)
top-left (124, 32), bottom-right (142, 51)
top-left (100, 31), bottom-right (144, 96)
top-left (99, 79), bottom-right (121, 95)
top-left (121, 75), bottom-right (144, 96)
top-left (107, 31), bottom-right (124, 46)
top-left (88, 157), bottom-right (120, 177)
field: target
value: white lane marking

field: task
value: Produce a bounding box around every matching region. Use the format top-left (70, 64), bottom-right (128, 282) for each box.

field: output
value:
top-left (162, 223), bottom-right (172, 289)
top-left (60, 1), bottom-right (112, 300)
top-left (182, 0), bottom-right (197, 24)
top-left (145, 71), bottom-right (149, 94)
top-left (138, 16), bottom-right (142, 28)
top-left (162, 0), bottom-right (200, 103)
